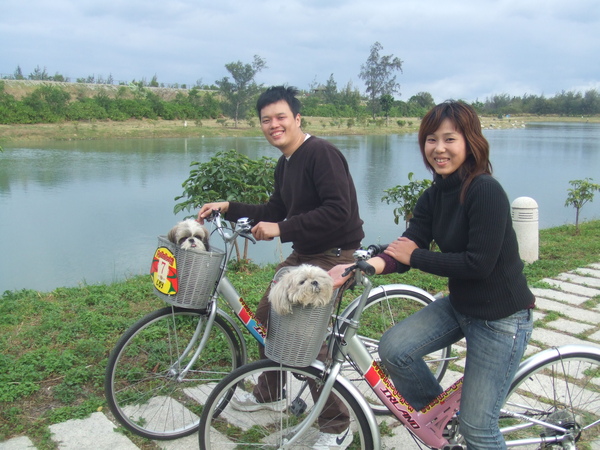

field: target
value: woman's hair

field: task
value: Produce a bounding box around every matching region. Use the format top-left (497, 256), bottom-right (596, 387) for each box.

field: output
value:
top-left (418, 100), bottom-right (492, 202)
top-left (256, 85), bottom-right (302, 118)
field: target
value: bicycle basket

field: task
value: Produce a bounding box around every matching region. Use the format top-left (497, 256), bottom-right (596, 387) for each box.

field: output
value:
top-left (265, 267), bottom-right (336, 367)
top-left (150, 235), bottom-right (225, 309)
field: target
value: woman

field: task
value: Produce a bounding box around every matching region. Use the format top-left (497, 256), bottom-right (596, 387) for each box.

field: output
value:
top-left (330, 101), bottom-right (535, 449)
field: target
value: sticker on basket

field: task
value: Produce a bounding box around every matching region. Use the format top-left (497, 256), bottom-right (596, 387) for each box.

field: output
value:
top-left (150, 247), bottom-right (178, 295)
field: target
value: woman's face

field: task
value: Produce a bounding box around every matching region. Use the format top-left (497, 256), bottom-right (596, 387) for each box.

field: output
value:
top-left (424, 118), bottom-right (468, 178)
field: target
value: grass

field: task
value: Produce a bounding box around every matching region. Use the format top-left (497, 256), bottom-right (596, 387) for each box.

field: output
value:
top-left (0, 220), bottom-right (599, 448)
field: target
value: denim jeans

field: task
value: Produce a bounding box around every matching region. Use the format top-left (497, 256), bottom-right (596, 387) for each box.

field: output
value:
top-left (378, 296), bottom-right (533, 450)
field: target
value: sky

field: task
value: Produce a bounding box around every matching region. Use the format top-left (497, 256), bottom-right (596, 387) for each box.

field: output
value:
top-left (2, 0), bottom-right (599, 104)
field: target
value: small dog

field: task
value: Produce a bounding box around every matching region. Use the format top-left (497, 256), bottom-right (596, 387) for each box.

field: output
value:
top-left (268, 264), bottom-right (334, 315)
top-left (168, 219), bottom-right (210, 252)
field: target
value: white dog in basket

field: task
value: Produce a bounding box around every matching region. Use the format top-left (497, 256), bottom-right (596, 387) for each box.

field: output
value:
top-left (268, 264), bottom-right (335, 315)
top-left (167, 219), bottom-right (210, 252)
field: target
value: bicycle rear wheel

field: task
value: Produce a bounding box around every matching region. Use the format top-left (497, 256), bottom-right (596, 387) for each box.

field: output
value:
top-left (198, 359), bottom-right (374, 449)
top-left (339, 285), bottom-right (453, 415)
top-left (500, 345), bottom-right (600, 448)
top-left (104, 306), bottom-right (244, 440)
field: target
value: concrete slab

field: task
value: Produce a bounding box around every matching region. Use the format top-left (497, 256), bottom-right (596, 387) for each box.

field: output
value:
top-left (49, 412), bottom-right (138, 450)
top-left (530, 287), bottom-right (589, 305)
top-left (534, 297), bottom-right (600, 324)
top-left (0, 436), bottom-right (36, 449)
top-left (556, 272), bottom-right (600, 288)
top-left (541, 278), bottom-right (600, 297)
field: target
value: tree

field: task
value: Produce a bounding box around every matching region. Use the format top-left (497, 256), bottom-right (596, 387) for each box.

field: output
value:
top-left (409, 92), bottom-right (435, 111)
top-left (359, 42), bottom-right (403, 119)
top-left (380, 94), bottom-right (394, 124)
top-left (13, 66), bottom-right (24, 80)
top-left (215, 55), bottom-right (267, 128)
top-left (565, 178), bottom-right (600, 234)
top-left (174, 149), bottom-right (277, 261)
top-left (381, 172), bottom-right (432, 229)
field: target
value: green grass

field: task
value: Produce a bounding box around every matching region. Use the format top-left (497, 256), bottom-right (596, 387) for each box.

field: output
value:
top-left (0, 220), bottom-right (599, 448)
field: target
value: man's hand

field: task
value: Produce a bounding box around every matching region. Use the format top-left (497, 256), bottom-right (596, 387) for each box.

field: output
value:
top-left (197, 202), bottom-right (229, 224)
top-left (251, 222), bottom-right (280, 241)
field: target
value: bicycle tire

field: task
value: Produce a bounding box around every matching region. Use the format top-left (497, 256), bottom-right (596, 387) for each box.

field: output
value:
top-left (339, 285), bottom-right (452, 415)
top-left (104, 306), bottom-right (244, 440)
top-left (198, 359), bottom-right (374, 449)
top-left (500, 345), bottom-right (600, 448)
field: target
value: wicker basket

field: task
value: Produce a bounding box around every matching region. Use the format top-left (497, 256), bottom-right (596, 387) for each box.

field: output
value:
top-left (150, 236), bottom-right (225, 309)
top-left (264, 267), bottom-right (336, 367)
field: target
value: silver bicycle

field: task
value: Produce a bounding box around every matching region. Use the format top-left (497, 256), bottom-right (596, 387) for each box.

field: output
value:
top-left (198, 249), bottom-right (600, 449)
top-left (104, 211), bottom-right (452, 440)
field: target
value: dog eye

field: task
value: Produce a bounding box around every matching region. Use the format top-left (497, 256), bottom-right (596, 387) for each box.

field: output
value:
top-left (178, 237), bottom-right (187, 244)
top-left (299, 280), bottom-right (306, 285)
top-left (193, 235), bottom-right (203, 240)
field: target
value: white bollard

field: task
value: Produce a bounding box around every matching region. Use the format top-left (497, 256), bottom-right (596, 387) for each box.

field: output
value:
top-left (511, 197), bottom-right (539, 263)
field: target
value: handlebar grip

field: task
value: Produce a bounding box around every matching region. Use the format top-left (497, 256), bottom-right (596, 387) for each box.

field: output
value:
top-left (367, 243), bottom-right (388, 256)
top-left (357, 260), bottom-right (376, 276)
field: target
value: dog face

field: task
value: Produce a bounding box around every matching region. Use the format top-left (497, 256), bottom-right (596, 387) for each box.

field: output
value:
top-left (268, 264), bottom-right (334, 315)
top-left (167, 219), bottom-right (210, 252)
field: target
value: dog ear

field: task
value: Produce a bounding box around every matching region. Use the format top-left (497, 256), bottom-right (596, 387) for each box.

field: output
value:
top-left (167, 226), bottom-right (178, 244)
top-left (202, 235), bottom-right (210, 251)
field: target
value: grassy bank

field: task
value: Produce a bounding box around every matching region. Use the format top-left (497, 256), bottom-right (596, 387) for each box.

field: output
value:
top-left (1, 220), bottom-right (599, 448)
top-left (2, 115), bottom-right (597, 146)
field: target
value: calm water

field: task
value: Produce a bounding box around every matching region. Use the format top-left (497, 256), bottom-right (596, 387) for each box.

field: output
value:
top-left (1, 122), bottom-right (599, 292)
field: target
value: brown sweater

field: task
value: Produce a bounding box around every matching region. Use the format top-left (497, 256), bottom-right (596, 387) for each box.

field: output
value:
top-left (226, 135), bottom-right (364, 254)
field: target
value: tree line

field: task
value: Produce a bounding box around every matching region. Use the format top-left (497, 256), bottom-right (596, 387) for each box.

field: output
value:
top-left (2, 41), bottom-right (599, 126)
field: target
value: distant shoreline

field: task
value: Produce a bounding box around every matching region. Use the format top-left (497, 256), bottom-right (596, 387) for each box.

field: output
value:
top-left (1, 115), bottom-right (598, 146)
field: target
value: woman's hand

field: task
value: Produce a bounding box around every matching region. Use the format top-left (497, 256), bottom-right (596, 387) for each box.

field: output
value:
top-left (384, 237), bottom-right (417, 265)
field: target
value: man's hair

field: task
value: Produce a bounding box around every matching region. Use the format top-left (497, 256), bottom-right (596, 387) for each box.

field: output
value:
top-left (256, 86), bottom-right (301, 118)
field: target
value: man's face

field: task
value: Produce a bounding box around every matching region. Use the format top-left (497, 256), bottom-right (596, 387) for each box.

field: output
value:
top-left (259, 100), bottom-right (304, 156)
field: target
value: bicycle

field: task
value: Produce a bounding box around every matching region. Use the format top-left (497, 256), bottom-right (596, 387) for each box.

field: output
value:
top-left (198, 248), bottom-right (600, 449)
top-left (104, 211), bottom-right (452, 440)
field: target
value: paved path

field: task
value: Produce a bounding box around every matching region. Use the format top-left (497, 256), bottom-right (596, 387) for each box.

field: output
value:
top-left (2, 263), bottom-right (600, 449)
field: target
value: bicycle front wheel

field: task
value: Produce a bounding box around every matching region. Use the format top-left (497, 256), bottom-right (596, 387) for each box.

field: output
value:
top-left (339, 285), bottom-right (452, 415)
top-left (104, 306), bottom-right (244, 440)
top-left (501, 345), bottom-right (600, 448)
top-left (198, 359), bottom-right (374, 449)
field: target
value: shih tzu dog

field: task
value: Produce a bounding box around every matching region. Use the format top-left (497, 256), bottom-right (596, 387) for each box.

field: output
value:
top-left (167, 219), bottom-right (210, 252)
top-left (268, 264), bottom-right (334, 315)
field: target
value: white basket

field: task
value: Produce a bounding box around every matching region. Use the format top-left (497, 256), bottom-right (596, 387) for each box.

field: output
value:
top-left (150, 236), bottom-right (225, 309)
top-left (265, 300), bottom-right (335, 367)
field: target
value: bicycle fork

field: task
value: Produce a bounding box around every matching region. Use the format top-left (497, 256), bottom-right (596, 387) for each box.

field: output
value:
top-left (167, 302), bottom-right (218, 381)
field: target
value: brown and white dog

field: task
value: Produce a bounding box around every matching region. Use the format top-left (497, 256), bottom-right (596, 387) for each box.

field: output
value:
top-left (268, 264), bottom-right (334, 315)
top-left (167, 219), bottom-right (210, 253)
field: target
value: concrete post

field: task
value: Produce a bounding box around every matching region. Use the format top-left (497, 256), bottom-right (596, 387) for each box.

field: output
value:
top-left (511, 197), bottom-right (539, 263)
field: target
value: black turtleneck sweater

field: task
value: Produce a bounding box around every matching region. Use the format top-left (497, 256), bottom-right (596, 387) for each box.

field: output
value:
top-left (226, 135), bottom-right (364, 255)
top-left (382, 172), bottom-right (534, 320)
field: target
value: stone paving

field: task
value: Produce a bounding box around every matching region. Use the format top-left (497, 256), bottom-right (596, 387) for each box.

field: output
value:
top-left (2, 263), bottom-right (600, 449)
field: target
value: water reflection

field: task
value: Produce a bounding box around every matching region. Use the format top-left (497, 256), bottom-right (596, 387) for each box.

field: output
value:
top-left (1, 123), bottom-right (599, 292)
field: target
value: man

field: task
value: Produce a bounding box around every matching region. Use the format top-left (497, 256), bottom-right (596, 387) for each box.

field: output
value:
top-left (198, 85), bottom-right (363, 448)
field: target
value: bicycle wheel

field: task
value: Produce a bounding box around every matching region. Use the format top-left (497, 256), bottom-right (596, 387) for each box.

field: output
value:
top-left (500, 345), bottom-right (600, 449)
top-left (339, 285), bottom-right (452, 415)
top-left (198, 359), bottom-right (374, 449)
top-left (105, 306), bottom-right (244, 440)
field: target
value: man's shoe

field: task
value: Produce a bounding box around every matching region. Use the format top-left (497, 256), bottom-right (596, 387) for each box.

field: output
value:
top-left (312, 428), bottom-right (353, 449)
top-left (230, 391), bottom-right (286, 412)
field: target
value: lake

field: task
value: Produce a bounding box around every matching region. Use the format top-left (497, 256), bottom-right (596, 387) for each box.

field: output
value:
top-left (1, 121), bottom-right (599, 292)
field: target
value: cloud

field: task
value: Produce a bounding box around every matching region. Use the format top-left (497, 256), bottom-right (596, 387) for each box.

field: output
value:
top-left (2, 0), bottom-right (598, 101)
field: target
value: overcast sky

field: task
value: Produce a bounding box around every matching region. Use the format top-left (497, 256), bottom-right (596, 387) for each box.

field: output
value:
top-left (2, 0), bottom-right (599, 103)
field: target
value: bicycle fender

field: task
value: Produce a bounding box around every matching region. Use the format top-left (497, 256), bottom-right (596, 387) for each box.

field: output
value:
top-left (216, 307), bottom-right (248, 363)
top-left (513, 343), bottom-right (600, 381)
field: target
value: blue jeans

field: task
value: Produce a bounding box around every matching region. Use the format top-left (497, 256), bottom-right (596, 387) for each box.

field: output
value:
top-left (378, 296), bottom-right (533, 450)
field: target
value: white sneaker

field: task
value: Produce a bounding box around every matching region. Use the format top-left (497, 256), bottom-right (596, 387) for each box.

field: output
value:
top-left (312, 428), bottom-right (353, 449)
top-left (230, 391), bottom-right (286, 412)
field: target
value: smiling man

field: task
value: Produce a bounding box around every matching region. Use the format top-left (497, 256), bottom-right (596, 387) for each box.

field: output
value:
top-left (198, 85), bottom-right (364, 448)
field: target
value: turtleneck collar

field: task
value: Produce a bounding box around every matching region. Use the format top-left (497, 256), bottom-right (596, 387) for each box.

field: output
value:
top-left (432, 170), bottom-right (463, 191)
